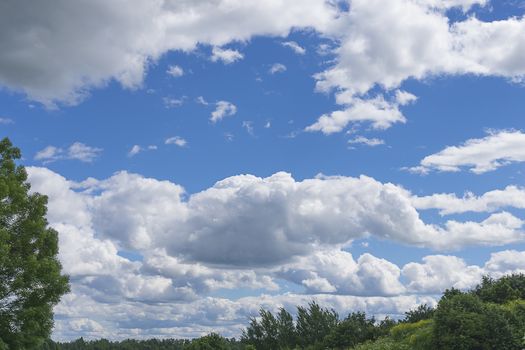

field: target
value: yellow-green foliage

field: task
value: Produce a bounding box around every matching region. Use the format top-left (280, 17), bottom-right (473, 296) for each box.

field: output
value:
top-left (352, 337), bottom-right (409, 350)
top-left (390, 319), bottom-right (432, 341)
top-left (351, 320), bottom-right (433, 350)
top-left (502, 299), bottom-right (525, 347)
top-left (389, 319), bottom-right (433, 349)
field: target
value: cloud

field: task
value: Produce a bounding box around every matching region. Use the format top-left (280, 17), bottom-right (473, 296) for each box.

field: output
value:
top-left (402, 255), bottom-right (483, 294)
top-left (165, 136), bottom-right (187, 147)
top-left (409, 130), bottom-right (525, 174)
top-left (279, 250), bottom-right (405, 296)
top-left (211, 100), bottom-right (237, 122)
top-left (0, 117), bottom-right (14, 124)
top-left (22, 166), bottom-right (525, 339)
top-left (211, 47), bottom-right (244, 64)
top-left (269, 63), bottom-right (287, 74)
top-left (35, 142), bottom-right (102, 163)
top-left (1, 0), bottom-right (523, 141)
top-left (308, 0), bottom-right (525, 134)
top-left (348, 136), bottom-right (385, 147)
top-left (166, 65), bottom-right (184, 77)
top-left (30, 168), bottom-right (525, 268)
top-left (242, 121), bottom-right (254, 136)
top-left (306, 94), bottom-right (413, 134)
top-left (0, 0), bottom-right (337, 107)
top-left (282, 41), bottom-right (306, 55)
top-left (163, 96), bottom-right (185, 108)
top-left (127, 145), bottom-right (142, 157)
top-left (412, 185), bottom-right (525, 215)
top-left (195, 96), bottom-right (209, 105)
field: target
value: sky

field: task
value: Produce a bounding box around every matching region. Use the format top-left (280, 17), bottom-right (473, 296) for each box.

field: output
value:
top-left (1, 0), bottom-right (525, 341)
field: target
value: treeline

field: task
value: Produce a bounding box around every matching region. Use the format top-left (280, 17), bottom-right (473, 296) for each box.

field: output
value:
top-left (39, 334), bottom-right (243, 350)
top-left (41, 274), bottom-right (525, 350)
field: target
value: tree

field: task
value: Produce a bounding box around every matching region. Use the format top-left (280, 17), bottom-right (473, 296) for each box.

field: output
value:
top-left (241, 307), bottom-right (297, 350)
top-left (187, 333), bottom-right (230, 350)
top-left (432, 293), bottom-right (486, 349)
top-left (0, 138), bottom-right (70, 348)
top-left (473, 274), bottom-right (525, 304)
top-left (324, 311), bottom-right (379, 349)
top-left (403, 304), bottom-right (434, 323)
top-left (275, 308), bottom-right (297, 349)
top-left (295, 301), bottom-right (338, 349)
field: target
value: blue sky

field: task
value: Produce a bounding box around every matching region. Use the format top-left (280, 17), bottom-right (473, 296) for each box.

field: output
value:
top-left (1, 0), bottom-right (525, 341)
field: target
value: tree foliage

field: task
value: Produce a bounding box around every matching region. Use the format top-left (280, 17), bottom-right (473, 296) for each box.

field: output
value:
top-left (0, 138), bottom-right (70, 348)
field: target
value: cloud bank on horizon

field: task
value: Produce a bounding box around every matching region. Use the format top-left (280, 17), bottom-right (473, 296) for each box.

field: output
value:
top-left (27, 166), bottom-right (525, 339)
top-left (1, 0), bottom-right (525, 341)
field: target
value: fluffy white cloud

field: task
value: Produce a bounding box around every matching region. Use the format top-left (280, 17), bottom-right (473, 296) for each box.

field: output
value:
top-left (51, 242), bottom-right (525, 341)
top-left (279, 250), bottom-right (405, 296)
top-left (484, 250), bottom-right (525, 276)
top-left (402, 255), bottom-right (483, 293)
top-left (25, 166), bottom-right (525, 340)
top-left (413, 185), bottom-right (525, 215)
top-left (282, 41), bottom-right (306, 55)
top-left (51, 287), bottom-right (437, 341)
top-left (211, 100), bottom-right (237, 122)
top-left (306, 94), bottom-right (414, 134)
top-left (35, 142), bottom-right (102, 163)
top-left (2, 0), bottom-right (524, 139)
top-left (269, 63), bottom-right (287, 74)
top-left (0, 0), bottom-right (338, 107)
top-left (211, 47), bottom-right (244, 64)
top-left (409, 130), bottom-right (525, 174)
top-left (308, 0), bottom-right (525, 134)
top-left (30, 168), bottom-right (525, 268)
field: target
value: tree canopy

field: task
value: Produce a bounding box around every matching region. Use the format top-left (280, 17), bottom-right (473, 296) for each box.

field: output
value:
top-left (0, 138), bottom-right (70, 349)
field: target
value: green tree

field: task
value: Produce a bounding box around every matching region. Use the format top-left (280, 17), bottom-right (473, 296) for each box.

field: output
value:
top-left (187, 333), bottom-right (230, 350)
top-left (432, 293), bottom-right (485, 349)
top-left (295, 301), bottom-right (338, 349)
top-left (473, 274), bottom-right (525, 304)
top-left (324, 311), bottom-right (378, 349)
top-left (0, 138), bottom-right (70, 349)
top-left (403, 304), bottom-right (434, 324)
top-left (241, 307), bottom-right (297, 350)
top-left (275, 308), bottom-right (296, 349)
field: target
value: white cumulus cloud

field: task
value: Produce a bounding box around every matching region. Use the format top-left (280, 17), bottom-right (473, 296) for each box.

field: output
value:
top-left (409, 130), bottom-right (525, 174)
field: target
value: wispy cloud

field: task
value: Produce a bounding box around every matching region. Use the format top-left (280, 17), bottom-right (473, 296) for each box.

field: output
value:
top-left (269, 63), bottom-right (287, 74)
top-left (195, 96), bottom-right (209, 105)
top-left (166, 65), bottom-right (184, 78)
top-left (211, 47), bottom-right (244, 64)
top-left (163, 96), bottom-right (185, 108)
top-left (165, 136), bottom-right (187, 147)
top-left (348, 136), bottom-right (385, 147)
top-left (35, 142), bottom-right (102, 163)
top-left (211, 101), bottom-right (237, 123)
top-left (242, 121), bottom-right (254, 136)
top-left (0, 117), bottom-right (14, 124)
top-left (282, 41), bottom-right (306, 55)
